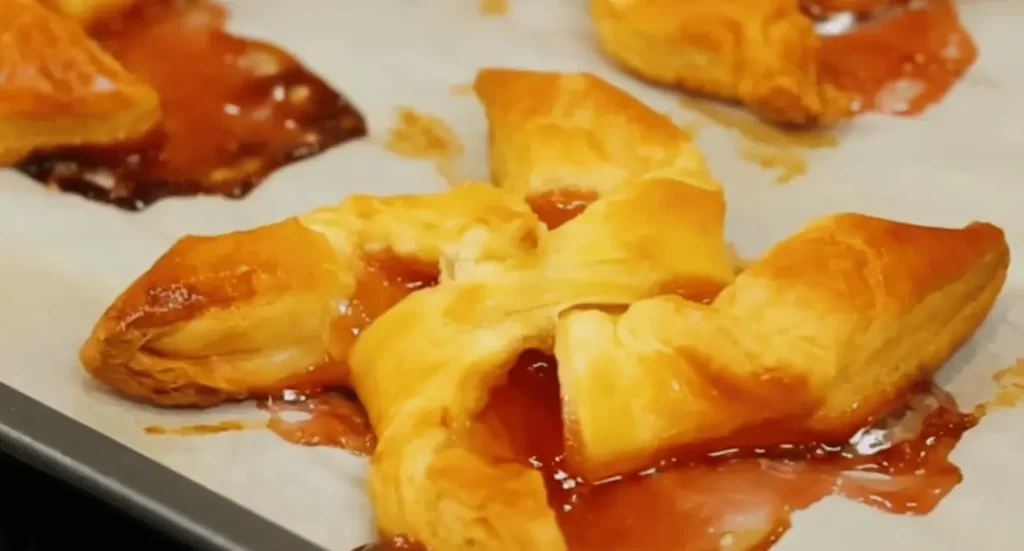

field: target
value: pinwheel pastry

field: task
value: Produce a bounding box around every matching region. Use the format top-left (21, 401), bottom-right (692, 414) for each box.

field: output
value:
top-left (589, 0), bottom-right (977, 126)
top-left (2, 0), bottom-right (366, 209)
top-left (80, 68), bottom-right (1010, 550)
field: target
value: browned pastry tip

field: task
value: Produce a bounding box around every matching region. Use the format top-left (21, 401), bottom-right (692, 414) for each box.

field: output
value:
top-left (474, 66), bottom-right (718, 200)
top-left (79, 218), bottom-right (352, 406)
top-left (588, 0), bottom-right (856, 127)
top-left (762, 214), bottom-right (1010, 434)
top-left (79, 183), bottom-right (548, 407)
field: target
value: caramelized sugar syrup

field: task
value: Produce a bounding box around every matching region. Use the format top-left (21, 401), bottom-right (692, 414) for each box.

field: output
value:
top-left (678, 0), bottom-right (976, 185)
top-left (19, 0), bottom-right (366, 210)
top-left (479, 352), bottom-right (976, 551)
top-left (262, 255), bottom-right (437, 451)
top-left (817, 0), bottom-right (978, 117)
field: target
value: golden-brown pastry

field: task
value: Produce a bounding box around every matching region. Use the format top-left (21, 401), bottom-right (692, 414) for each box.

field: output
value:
top-left (0, 0), bottom-right (160, 165)
top-left (79, 183), bottom-right (547, 406)
top-left (352, 209), bottom-right (1007, 550)
top-left (589, 0), bottom-right (856, 126)
top-left (474, 67), bottom-right (718, 200)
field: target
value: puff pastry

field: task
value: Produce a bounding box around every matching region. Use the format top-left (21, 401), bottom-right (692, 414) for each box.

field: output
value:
top-left (589, 0), bottom-right (856, 126)
top-left (79, 183), bottom-right (547, 406)
top-left (475, 67), bottom-right (718, 199)
top-left (0, 0), bottom-right (160, 165)
top-left (80, 68), bottom-right (1010, 551)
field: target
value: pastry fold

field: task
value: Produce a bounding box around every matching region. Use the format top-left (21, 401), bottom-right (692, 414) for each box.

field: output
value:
top-left (79, 183), bottom-right (546, 406)
top-left (351, 172), bottom-right (735, 551)
top-left (589, 0), bottom-right (855, 126)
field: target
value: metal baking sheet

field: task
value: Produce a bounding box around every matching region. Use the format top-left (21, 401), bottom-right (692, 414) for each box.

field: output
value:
top-left (0, 382), bottom-right (322, 551)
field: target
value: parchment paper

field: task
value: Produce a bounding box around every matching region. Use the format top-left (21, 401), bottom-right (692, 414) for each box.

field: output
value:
top-left (1, 1), bottom-right (1023, 549)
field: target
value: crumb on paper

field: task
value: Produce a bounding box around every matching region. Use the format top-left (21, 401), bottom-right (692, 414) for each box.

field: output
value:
top-left (143, 419), bottom-right (265, 436)
top-left (964, 73), bottom-right (1000, 90)
top-left (726, 243), bottom-right (754, 274)
top-left (449, 82), bottom-right (475, 97)
top-left (385, 106), bottom-right (465, 186)
top-left (479, 0), bottom-right (508, 16)
top-left (738, 141), bottom-right (807, 185)
top-left (677, 119), bottom-right (706, 137)
top-left (679, 96), bottom-right (837, 150)
top-left (973, 359), bottom-right (1024, 417)
top-left (677, 95), bottom-right (837, 185)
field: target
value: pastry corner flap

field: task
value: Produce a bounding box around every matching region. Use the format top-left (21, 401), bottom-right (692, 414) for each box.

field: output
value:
top-left (556, 213), bottom-right (1009, 480)
top-left (473, 66), bottom-right (717, 200)
top-left (78, 185), bottom-right (548, 408)
top-left (79, 218), bottom-right (354, 406)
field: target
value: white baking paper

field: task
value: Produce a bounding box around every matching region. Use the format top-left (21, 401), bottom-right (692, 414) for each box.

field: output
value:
top-left (1, 0), bottom-right (1022, 549)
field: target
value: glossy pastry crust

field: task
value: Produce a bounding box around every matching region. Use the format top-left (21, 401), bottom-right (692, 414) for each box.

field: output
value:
top-left (589, 0), bottom-right (856, 126)
top-left (80, 68), bottom-right (1010, 551)
top-left (0, 0), bottom-right (160, 165)
top-left (80, 183), bottom-right (547, 406)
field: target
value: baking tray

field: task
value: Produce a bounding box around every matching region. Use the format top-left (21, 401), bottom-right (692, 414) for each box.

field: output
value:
top-left (0, 382), bottom-right (322, 551)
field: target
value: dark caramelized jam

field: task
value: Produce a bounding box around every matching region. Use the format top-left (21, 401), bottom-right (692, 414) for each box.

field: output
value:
top-left (18, 0), bottom-right (367, 210)
top-left (818, 0), bottom-right (977, 117)
top-left (527, 189), bottom-right (598, 230)
top-left (262, 390), bottom-right (376, 454)
top-left (476, 351), bottom-right (979, 551)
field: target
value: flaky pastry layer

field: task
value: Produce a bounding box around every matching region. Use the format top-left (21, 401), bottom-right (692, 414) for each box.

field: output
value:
top-left (0, 0), bottom-right (160, 164)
